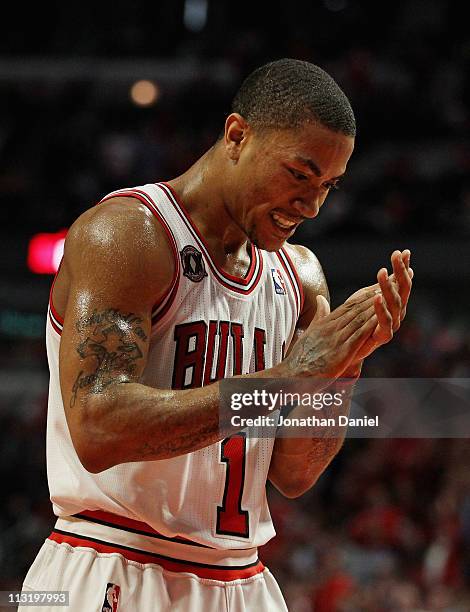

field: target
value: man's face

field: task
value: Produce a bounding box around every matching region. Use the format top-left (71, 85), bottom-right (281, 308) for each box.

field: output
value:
top-left (224, 119), bottom-right (354, 251)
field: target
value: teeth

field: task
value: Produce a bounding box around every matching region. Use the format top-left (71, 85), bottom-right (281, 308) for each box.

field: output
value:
top-left (272, 213), bottom-right (296, 229)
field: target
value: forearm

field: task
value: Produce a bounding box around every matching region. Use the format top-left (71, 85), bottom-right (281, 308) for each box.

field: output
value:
top-left (74, 364), bottom-right (286, 472)
top-left (268, 360), bottom-right (363, 498)
top-left (68, 283), bottom-right (377, 472)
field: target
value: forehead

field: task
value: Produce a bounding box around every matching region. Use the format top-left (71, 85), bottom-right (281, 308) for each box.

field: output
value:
top-left (258, 122), bottom-right (354, 172)
top-left (265, 121), bottom-right (353, 148)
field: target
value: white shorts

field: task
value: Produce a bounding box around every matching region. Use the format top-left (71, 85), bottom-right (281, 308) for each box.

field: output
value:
top-left (22, 513), bottom-right (287, 611)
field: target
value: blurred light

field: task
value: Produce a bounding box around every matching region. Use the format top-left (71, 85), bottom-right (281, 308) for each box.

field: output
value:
top-left (324, 0), bottom-right (348, 10)
top-left (130, 80), bottom-right (159, 107)
top-left (53, 237), bottom-right (66, 270)
top-left (27, 230), bottom-right (67, 274)
top-left (184, 0), bottom-right (208, 32)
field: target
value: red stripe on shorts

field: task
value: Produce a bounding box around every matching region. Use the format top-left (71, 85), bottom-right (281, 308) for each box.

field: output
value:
top-left (48, 530), bottom-right (265, 581)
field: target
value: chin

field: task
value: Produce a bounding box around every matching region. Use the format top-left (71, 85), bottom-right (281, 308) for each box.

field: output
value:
top-left (247, 226), bottom-right (286, 252)
top-left (252, 236), bottom-right (285, 252)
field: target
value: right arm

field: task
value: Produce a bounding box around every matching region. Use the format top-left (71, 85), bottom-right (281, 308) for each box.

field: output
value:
top-left (59, 198), bottom-right (385, 473)
top-left (59, 197), bottom-right (246, 473)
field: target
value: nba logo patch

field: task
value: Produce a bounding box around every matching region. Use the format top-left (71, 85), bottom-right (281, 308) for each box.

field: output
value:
top-left (101, 583), bottom-right (120, 612)
top-left (271, 268), bottom-right (286, 295)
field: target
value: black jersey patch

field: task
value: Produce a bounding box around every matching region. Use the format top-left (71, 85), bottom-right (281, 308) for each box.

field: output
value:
top-left (180, 245), bottom-right (208, 282)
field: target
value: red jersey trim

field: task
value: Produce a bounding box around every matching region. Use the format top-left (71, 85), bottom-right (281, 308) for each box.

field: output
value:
top-left (280, 246), bottom-right (305, 314)
top-left (47, 189), bottom-right (181, 335)
top-left (48, 530), bottom-right (265, 581)
top-left (73, 510), bottom-right (214, 549)
top-left (276, 249), bottom-right (302, 320)
top-left (157, 182), bottom-right (264, 295)
top-left (276, 251), bottom-right (298, 316)
top-left (48, 307), bottom-right (63, 335)
top-left (211, 249), bottom-right (264, 295)
top-left (48, 260), bottom-right (65, 335)
top-left (49, 293), bottom-right (64, 326)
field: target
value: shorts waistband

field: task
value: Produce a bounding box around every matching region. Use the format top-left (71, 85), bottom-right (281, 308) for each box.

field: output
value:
top-left (51, 513), bottom-right (264, 582)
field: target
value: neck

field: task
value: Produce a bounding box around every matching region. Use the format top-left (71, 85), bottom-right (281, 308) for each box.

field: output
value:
top-left (167, 145), bottom-right (248, 259)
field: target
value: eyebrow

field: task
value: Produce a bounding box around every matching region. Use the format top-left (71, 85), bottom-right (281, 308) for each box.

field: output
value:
top-left (294, 155), bottom-right (345, 180)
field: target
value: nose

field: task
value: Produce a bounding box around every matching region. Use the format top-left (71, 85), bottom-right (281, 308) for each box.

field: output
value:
top-left (290, 196), bottom-right (320, 219)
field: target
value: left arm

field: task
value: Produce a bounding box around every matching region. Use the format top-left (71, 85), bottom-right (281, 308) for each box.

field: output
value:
top-left (268, 245), bottom-right (412, 498)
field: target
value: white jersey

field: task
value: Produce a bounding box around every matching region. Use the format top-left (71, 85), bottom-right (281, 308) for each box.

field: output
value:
top-left (46, 182), bottom-right (304, 551)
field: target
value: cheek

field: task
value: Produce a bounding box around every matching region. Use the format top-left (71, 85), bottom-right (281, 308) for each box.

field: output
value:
top-left (235, 165), bottom-right (291, 222)
top-left (251, 173), bottom-right (291, 207)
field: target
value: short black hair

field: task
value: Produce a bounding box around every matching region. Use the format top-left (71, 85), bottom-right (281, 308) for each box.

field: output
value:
top-left (231, 58), bottom-right (356, 137)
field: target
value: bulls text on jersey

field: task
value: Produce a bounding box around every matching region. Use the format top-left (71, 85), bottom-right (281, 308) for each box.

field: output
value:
top-left (172, 321), bottom-right (267, 389)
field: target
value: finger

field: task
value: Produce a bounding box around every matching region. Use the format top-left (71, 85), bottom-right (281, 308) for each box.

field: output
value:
top-left (371, 294), bottom-right (393, 344)
top-left (402, 249), bottom-right (411, 270)
top-left (346, 314), bottom-right (378, 354)
top-left (391, 250), bottom-right (402, 277)
top-left (329, 291), bottom-right (378, 323)
top-left (352, 295), bottom-right (395, 360)
top-left (339, 304), bottom-right (376, 341)
top-left (344, 283), bottom-right (380, 304)
top-left (392, 250), bottom-right (411, 284)
top-left (389, 266), bottom-right (414, 283)
top-left (343, 287), bottom-right (379, 307)
top-left (328, 297), bottom-right (379, 335)
top-left (309, 296), bottom-right (376, 338)
top-left (378, 268), bottom-right (401, 331)
top-left (391, 252), bottom-right (412, 318)
top-left (390, 251), bottom-right (411, 301)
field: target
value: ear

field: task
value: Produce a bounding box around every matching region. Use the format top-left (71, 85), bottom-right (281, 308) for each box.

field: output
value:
top-left (224, 113), bottom-right (250, 162)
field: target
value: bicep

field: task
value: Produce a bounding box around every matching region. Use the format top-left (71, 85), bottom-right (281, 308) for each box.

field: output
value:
top-left (58, 200), bottom-right (174, 426)
top-left (59, 285), bottom-right (152, 414)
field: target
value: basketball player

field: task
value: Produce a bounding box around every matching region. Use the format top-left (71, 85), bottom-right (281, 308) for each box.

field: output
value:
top-left (22, 59), bottom-right (412, 610)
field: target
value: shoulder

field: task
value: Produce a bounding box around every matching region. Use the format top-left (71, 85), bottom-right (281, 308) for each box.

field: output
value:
top-left (283, 243), bottom-right (329, 324)
top-left (63, 196), bottom-right (176, 306)
top-left (283, 243), bottom-right (329, 303)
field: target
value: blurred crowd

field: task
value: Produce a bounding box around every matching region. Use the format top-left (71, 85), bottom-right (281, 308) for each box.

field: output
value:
top-left (267, 436), bottom-right (470, 611)
top-left (1, 0), bottom-right (469, 609)
top-left (0, 1), bottom-right (469, 241)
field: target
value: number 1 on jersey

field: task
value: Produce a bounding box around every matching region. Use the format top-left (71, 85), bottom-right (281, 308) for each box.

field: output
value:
top-left (216, 433), bottom-right (249, 538)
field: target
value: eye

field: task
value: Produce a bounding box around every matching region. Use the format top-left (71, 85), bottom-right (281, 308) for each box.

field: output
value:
top-left (288, 168), bottom-right (308, 181)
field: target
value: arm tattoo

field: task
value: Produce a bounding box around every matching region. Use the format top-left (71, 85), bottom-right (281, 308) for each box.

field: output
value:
top-left (70, 308), bottom-right (147, 408)
top-left (286, 334), bottom-right (327, 375)
top-left (138, 423), bottom-right (218, 459)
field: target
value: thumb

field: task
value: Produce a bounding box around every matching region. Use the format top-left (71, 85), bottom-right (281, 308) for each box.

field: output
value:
top-left (313, 294), bottom-right (330, 321)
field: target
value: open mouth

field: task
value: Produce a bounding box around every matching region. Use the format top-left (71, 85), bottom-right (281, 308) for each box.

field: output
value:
top-left (269, 212), bottom-right (300, 236)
